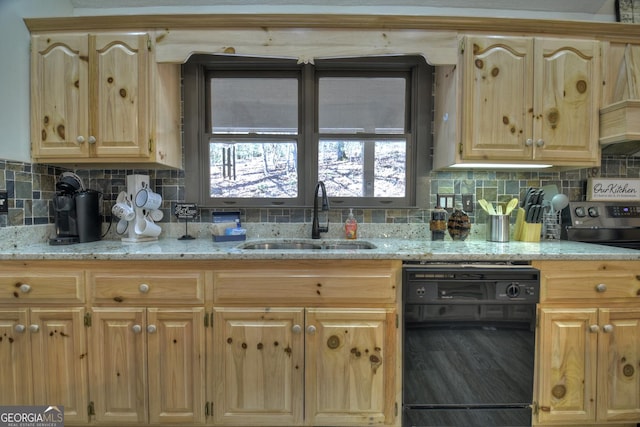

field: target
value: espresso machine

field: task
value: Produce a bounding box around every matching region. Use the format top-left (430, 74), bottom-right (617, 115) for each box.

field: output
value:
top-left (49, 172), bottom-right (102, 245)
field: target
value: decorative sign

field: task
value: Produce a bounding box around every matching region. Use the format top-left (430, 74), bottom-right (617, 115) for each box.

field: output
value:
top-left (174, 203), bottom-right (198, 219)
top-left (587, 178), bottom-right (640, 201)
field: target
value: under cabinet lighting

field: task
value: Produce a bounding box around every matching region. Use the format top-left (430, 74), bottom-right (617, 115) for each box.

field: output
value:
top-left (449, 163), bottom-right (553, 169)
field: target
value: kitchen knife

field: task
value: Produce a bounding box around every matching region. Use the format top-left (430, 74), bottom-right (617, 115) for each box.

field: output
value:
top-left (531, 205), bottom-right (542, 224)
top-left (522, 188), bottom-right (534, 208)
top-left (526, 203), bottom-right (535, 222)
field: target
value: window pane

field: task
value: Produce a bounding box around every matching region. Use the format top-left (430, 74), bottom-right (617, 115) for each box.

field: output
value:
top-left (318, 77), bottom-right (406, 134)
top-left (210, 78), bottom-right (298, 134)
top-left (318, 139), bottom-right (406, 198)
top-left (209, 140), bottom-right (298, 198)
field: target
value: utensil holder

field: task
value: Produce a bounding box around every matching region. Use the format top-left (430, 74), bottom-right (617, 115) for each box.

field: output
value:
top-left (486, 214), bottom-right (510, 242)
top-left (543, 212), bottom-right (561, 240)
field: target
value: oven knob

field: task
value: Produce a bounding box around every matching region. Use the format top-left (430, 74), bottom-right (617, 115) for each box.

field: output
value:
top-left (506, 283), bottom-right (520, 298)
top-left (416, 286), bottom-right (425, 298)
top-left (574, 207), bottom-right (586, 217)
top-left (588, 207), bottom-right (599, 217)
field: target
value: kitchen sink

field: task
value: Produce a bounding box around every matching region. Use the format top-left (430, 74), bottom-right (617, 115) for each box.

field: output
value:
top-left (319, 241), bottom-right (377, 250)
top-left (237, 240), bottom-right (376, 250)
top-left (239, 241), bottom-right (322, 250)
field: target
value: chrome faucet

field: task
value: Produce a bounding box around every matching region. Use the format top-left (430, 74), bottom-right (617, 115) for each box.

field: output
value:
top-left (312, 181), bottom-right (330, 239)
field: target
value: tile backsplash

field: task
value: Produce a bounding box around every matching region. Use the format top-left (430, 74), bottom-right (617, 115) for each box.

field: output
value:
top-left (1, 156), bottom-right (639, 229)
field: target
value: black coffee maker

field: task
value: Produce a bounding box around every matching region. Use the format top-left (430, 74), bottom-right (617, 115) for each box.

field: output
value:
top-left (50, 173), bottom-right (102, 245)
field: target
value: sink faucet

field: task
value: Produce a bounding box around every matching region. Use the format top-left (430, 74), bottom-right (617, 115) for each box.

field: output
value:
top-left (312, 181), bottom-right (330, 239)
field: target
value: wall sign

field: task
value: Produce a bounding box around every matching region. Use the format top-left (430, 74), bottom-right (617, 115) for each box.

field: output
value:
top-left (587, 178), bottom-right (640, 201)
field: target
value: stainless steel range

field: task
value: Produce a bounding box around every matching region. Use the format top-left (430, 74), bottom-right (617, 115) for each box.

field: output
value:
top-left (562, 201), bottom-right (640, 249)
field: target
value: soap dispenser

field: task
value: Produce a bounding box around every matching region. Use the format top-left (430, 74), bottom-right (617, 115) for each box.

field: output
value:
top-left (345, 209), bottom-right (358, 240)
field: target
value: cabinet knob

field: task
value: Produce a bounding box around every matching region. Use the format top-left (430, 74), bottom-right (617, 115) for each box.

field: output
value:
top-left (595, 283), bottom-right (607, 293)
top-left (139, 283), bottom-right (150, 293)
top-left (88, 136), bottom-right (96, 144)
top-left (603, 324), bottom-right (614, 333)
top-left (29, 324), bottom-right (39, 333)
top-left (19, 283), bottom-right (31, 293)
top-left (535, 139), bottom-right (544, 147)
top-left (525, 138), bottom-right (533, 146)
top-left (132, 324), bottom-right (142, 334)
top-left (589, 324), bottom-right (599, 333)
top-left (307, 325), bottom-right (317, 335)
top-left (76, 136), bottom-right (85, 144)
top-left (14, 324), bottom-right (26, 333)
top-left (147, 325), bottom-right (157, 334)
top-left (292, 324), bottom-right (302, 334)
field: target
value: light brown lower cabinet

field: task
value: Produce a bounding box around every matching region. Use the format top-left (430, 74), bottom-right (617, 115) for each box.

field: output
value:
top-left (89, 307), bottom-right (206, 425)
top-left (0, 259), bottom-right (400, 427)
top-left (0, 307), bottom-right (89, 423)
top-left (534, 260), bottom-right (640, 426)
top-left (212, 307), bottom-right (395, 426)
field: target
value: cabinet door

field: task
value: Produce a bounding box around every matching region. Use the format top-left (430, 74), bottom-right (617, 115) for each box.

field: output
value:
top-left (30, 308), bottom-right (88, 424)
top-left (213, 307), bottom-right (304, 426)
top-left (90, 34), bottom-right (150, 159)
top-left (90, 308), bottom-right (147, 424)
top-left (534, 38), bottom-right (600, 163)
top-left (597, 308), bottom-right (640, 422)
top-left (461, 36), bottom-right (534, 161)
top-left (537, 308), bottom-right (598, 424)
top-left (147, 308), bottom-right (205, 424)
top-left (305, 308), bottom-right (396, 426)
top-left (0, 309), bottom-right (32, 405)
top-left (31, 34), bottom-right (90, 159)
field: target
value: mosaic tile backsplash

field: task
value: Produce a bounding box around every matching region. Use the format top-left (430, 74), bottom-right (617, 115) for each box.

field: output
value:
top-left (0, 156), bottom-right (639, 229)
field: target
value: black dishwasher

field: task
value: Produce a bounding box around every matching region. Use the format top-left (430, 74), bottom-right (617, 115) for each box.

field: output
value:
top-left (402, 261), bottom-right (540, 427)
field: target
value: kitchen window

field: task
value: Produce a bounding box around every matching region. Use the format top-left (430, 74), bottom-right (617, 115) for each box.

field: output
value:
top-left (183, 55), bottom-right (432, 208)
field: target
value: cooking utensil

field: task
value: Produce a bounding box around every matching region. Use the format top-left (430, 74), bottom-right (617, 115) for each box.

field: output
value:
top-left (478, 199), bottom-right (496, 215)
top-left (542, 184), bottom-right (559, 207)
top-left (551, 193), bottom-right (569, 214)
top-left (505, 198), bottom-right (519, 215)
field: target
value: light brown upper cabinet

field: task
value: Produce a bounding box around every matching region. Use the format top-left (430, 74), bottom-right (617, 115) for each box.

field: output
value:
top-left (434, 36), bottom-right (601, 169)
top-left (30, 33), bottom-right (181, 169)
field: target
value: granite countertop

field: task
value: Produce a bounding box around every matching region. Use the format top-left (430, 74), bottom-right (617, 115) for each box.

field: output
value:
top-left (1, 224), bottom-right (639, 261)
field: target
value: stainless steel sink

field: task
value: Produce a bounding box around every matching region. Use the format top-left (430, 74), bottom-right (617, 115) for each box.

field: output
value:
top-left (236, 240), bottom-right (376, 250)
top-left (320, 241), bottom-right (377, 250)
top-left (239, 241), bottom-right (322, 250)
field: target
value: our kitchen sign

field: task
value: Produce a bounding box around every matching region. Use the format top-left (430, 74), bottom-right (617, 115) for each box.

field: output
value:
top-left (587, 178), bottom-right (640, 201)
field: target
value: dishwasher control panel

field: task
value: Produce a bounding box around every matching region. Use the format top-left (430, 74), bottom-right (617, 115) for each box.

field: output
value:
top-left (403, 266), bottom-right (540, 304)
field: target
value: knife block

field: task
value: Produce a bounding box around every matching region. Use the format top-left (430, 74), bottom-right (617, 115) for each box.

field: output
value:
top-left (513, 207), bottom-right (542, 242)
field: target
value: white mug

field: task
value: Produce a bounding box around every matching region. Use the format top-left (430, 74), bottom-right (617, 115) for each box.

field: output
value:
top-left (149, 209), bottom-right (164, 222)
top-left (116, 218), bottom-right (129, 235)
top-left (112, 201), bottom-right (135, 221)
top-left (134, 217), bottom-right (162, 238)
top-left (135, 187), bottom-right (162, 210)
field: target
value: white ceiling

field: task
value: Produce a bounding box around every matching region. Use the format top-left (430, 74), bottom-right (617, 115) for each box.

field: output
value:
top-left (69, 0), bottom-right (616, 19)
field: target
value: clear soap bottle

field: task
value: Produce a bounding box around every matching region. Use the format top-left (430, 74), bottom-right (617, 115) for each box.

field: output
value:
top-left (345, 208), bottom-right (358, 240)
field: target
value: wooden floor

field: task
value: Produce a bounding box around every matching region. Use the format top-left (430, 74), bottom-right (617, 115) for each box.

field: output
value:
top-left (403, 325), bottom-right (535, 427)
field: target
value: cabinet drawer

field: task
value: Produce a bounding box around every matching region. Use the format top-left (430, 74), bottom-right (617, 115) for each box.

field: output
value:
top-left (536, 261), bottom-right (640, 302)
top-left (0, 270), bottom-right (84, 303)
top-left (89, 271), bottom-right (205, 305)
top-left (214, 260), bottom-right (399, 305)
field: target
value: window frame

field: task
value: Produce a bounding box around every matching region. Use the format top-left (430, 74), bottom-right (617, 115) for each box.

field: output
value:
top-left (183, 54), bottom-right (432, 209)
